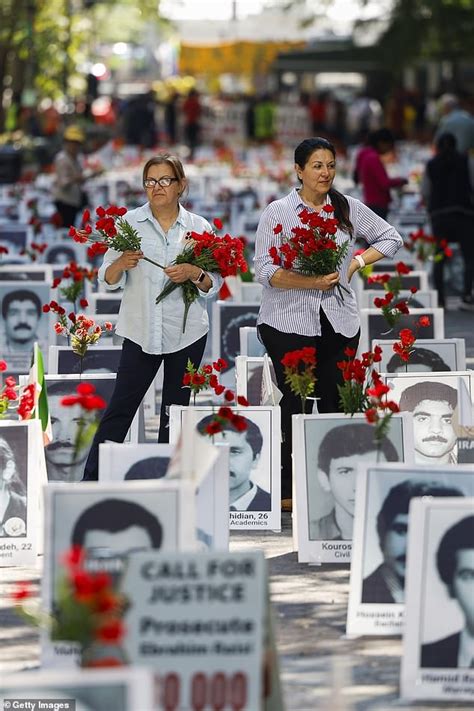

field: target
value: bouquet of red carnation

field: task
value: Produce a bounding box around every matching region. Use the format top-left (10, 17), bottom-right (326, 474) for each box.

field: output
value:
top-left (182, 357), bottom-right (228, 405)
top-left (392, 316), bottom-right (431, 369)
top-left (281, 347), bottom-right (317, 413)
top-left (336, 345), bottom-right (383, 415)
top-left (69, 206), bottom-right (164, 269)
top-left (12, 545), bottom-right (128, 668)
top-left (156, 219), bottom-right (248, 333)
top-left (366, 262), bottom-right (417, 329)
top-left (52, 261), bottom-right (97, 307)
top-left (269, 205), bottom-right (350, 300)
top-left (364, 370), bottom-right (400, 447)
top-left (406, 228), bottom-right (453, 263)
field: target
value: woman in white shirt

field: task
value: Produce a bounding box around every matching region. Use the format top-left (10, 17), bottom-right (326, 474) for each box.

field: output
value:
top-left (83, 154), bottom-right (222, 481)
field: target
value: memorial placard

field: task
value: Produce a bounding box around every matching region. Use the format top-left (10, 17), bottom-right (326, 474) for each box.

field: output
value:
top-left (372, 338), bottom-right (466, 373)
top-left (346, 464), bottom-right (474, 636)
top-left (292, 413), bottom-right (414, 564)
top-left (401, 498), bottom-right (474, 702)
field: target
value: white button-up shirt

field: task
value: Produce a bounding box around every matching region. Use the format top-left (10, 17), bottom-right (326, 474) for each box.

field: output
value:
top-left (98, 202), bottom-right (222, 354)
top-left (254, 189), bottom-right (403, 338)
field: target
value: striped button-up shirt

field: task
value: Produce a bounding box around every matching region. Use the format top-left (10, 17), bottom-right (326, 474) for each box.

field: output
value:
top-left (254, 188), bottom-right (403, 338)
top-left (98, 202), bottom-right (222, 354)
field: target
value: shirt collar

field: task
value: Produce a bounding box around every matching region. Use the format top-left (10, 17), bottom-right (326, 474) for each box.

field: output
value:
top-left (290, 188), bottom-right (333, 214)
top-left (231, 481), bottom-right (258, 510)
top-left (136, 201), bottom-right (189, 229)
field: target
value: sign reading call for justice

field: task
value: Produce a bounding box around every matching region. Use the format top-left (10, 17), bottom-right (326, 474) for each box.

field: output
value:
top-left (121, 551), bottom-right (266, 711)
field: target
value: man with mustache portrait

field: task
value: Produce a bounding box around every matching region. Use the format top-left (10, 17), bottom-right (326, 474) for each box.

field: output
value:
top-left (362, 479), bottom-right (464, 604)
top-left (2, 288), bottom-right (42, 353)
top-left (399, 381), bottom-right (458, 465)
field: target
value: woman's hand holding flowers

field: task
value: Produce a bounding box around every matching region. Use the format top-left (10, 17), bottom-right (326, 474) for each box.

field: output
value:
top-left (313, 271), bottom-right (340, 290)
top-left (165, 263), bottom-right (201, 284)
top-left (118, 250), bottom-right (144, 270)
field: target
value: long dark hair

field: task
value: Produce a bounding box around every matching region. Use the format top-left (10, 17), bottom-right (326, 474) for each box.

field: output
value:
top-left (294, 137), bottom-right (353, 235)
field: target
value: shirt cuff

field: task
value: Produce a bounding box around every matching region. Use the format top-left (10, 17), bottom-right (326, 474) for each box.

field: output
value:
top-left (98, 261), bottom-right (126, 290)
top-left (256, 262), bottom-right (280, 286)
top-left (198, 271), bottom-right (223, 299)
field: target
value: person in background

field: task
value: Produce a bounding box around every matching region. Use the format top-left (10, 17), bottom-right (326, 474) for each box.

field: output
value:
top-left (354, 128), bottom-right (408, 219)
top-left (422, 132), bottom-right (474, 308)
top-left (52, 125), bottom-right (87, 228)
top-left (182, 89), bottom-right (202, 158)
top-left (254, 136), bottom-right (403, 511)
top-left (434, 94), bottom-right (474, 155)
top-left (83, 154), bottom-right (222, 481)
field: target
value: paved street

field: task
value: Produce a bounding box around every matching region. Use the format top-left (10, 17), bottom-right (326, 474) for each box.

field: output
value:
top-left (0, 304), bottom-right (472, 709)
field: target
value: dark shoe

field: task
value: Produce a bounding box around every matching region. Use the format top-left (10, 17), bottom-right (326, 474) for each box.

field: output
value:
top-left (281, 498), bottom-right (292, 512)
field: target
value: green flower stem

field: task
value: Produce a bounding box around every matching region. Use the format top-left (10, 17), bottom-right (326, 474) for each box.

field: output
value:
top-left (143, 256), bottom-right (165, 269)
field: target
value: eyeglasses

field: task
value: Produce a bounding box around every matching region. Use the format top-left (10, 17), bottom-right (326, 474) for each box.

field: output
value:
top-left (144, 176), bottom-right (179, 189)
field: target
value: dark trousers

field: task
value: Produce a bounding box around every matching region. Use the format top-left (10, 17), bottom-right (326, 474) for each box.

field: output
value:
top-left (258, 310), bottom-right (360, 499)
top-left (431, 212), bottom-right (474, 305)
top-left (54, 201), bottom-right (80, 229)
top-left (83, 335), bottom-right (207, 481)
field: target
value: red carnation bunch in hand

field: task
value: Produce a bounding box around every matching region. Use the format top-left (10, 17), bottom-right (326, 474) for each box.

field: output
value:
top-left (182, 357), bottom-right (228, 405)
top-left (69, 205), bottom-right (164, 270)
top-left (156, 221), bottom-right (248, 333)
top-left (392, 316), bottom-right (432, 369)
top-left (281, 347), bottom-right (317, 413)
top-left (406, 228), bottom-right (453, 263)
top-left (12, 545), bottom-right (127, 667)
top-left (269, 205), bottom-right (351, 301)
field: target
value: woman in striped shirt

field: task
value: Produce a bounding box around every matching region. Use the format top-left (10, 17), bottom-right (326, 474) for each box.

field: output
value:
top-left (254, 137), bottom-right (403, 510)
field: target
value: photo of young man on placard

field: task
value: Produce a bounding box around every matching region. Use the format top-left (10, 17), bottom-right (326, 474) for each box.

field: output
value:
top-left (307, 422), bottom-right (400, 541)
top-left (0, 283), bottom-right (50, 371)
top-left (362, 479), bottom-right (464, 604)
top-left (421, 514), bottom-right (474, 668)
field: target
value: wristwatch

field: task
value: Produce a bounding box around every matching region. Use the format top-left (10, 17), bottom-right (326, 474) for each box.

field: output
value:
top-left (192, 269), bottom-right (206, 285)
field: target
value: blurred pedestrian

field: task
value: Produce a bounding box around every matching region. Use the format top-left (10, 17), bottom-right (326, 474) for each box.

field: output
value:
top-left (422, 132), bottom-right (474, 308)
top-left (182, 89), bottom-right (202, 157)
top-left (354, 128), bottom-right (407, 219)
top-left (435, 94), bottom-right (474, 155)
top-left (52, 125), bottom-right (87, 228)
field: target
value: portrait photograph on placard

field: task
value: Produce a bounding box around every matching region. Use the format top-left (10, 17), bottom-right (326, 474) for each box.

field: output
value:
top-left (359, 290), bottom-right (439, 310)
top-left (293, 413), bottom-right (413, 564)
top-left (41, 480), bottom-right (195, 666)
top-left (401, 498), bottom-right (474, 702)
top-left (44, 241), bottom-right (87, 266)
top-left (359, 271), bottom-right (429, 292)
top-left (346, 464), bottom-right (473, 637)
top-left (212, 302), bottom-right (260, 385)
top-left (0, 421), bottom-right (41, 567)
top-left (0, 667), bottom-right (155, 710)
top-left (89, 294), bottom-right (122, 315)
top-left (0, 225), bottom-right (29, 256)
top-left (372, 338), bottom-right (466, 373)
top-left (384, 371), bottom-right (474, 466)
top-left (169, 405), bottom-right (280, 531)
top-left (0, 281), bottom-right (51, 373)
top-left (48, 345), bottom-right (122, 375)
top-left (44, 374), bottom-right (137, 483)
top-left (358, 307), bottom-right (443, 353)
top-left (239, 326), bottom-right (266, 358)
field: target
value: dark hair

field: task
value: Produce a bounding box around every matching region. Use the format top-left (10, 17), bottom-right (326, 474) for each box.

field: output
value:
top-left (46, 246), bottom-right (76, 264)
top-left (124, 457), bottom-right (170, 480)
top-left (47, 379), bottom-right (112, 401)
top-left (71, 498), bottom-right (163, 548)
top-left (399, 381), bottom-right (458, 412)
top-left (386, 347), bottom-right (451, 373)
top-left (436, 132), bottom-right (457, 153)
top-left (367, 128), bottom-right (395, 150)
top-left (2, 289), bottom-right (42, 319)
top-left (437, 515), bottom-right (474, 592)
top-left (0, 435), bottom-right (26, 497)
top-left (318, 423), bottom-right (398, 474)
top-left (377, 479), bottom-right (464, 548)
top-left (294, 137), bottom-right (353, 235)
top-left (196, 415), bottom-right (263, 459)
